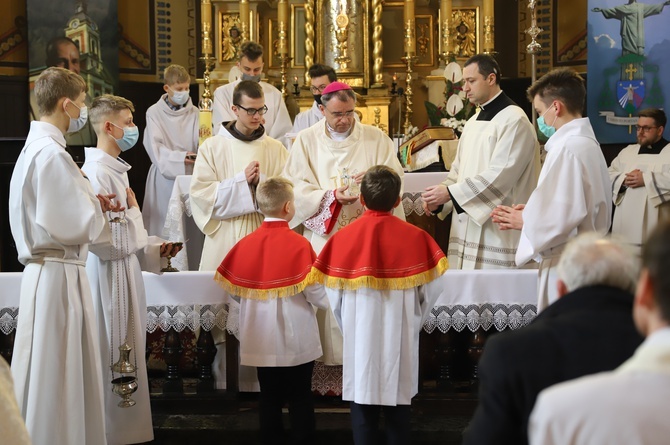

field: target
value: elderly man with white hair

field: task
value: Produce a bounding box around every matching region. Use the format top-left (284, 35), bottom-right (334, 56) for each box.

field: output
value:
top-left (462, 233), bottom-right (644, 445)
top-left (529, 221), bottom-right (670, 445)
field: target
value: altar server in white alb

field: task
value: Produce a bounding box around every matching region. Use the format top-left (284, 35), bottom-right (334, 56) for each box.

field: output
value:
top-left (312, 166), bottom-right (448, 445)
top-left (191, 80), bottom-right (288, 271)
top-left (215, 177), bottom-right (329, 445)
top-left (9, 67), bottom-right (122, 445)
top-left (282, 81), bottom-right (405, 366)
top-left (142, 64), bottom-right (199, 237)
top-left (609, 108), bottom-right (670, 254)
top-left (212, 41), bottom-right (292, 147)
top-left (529, 220), bottom-right (670, 445)
top-left (422, 54), bottom-right (541, 270)
top-left (291, 64), bottom-right (337, 134)
top-left (83, 95), bottom-right (182, 445)
top-left (492, 68), bottom-right (611, 310)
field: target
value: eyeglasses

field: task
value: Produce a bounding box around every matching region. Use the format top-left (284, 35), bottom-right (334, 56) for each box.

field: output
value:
top-left (234, 104), bottom-right (268, 116)
top-left (636, 125), bottom-right (658, 133)
top-left (324, 108), bottom-right (355, 119)
top-left (310, 84), bottom-right (328, 94)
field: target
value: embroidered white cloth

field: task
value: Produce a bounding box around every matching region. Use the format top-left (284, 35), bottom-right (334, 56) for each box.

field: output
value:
top-left (0, 269), bottom-right (537, 334)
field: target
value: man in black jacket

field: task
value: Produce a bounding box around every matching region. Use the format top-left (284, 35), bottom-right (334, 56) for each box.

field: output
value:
top-left (462, 233), bottom-right (644, 445)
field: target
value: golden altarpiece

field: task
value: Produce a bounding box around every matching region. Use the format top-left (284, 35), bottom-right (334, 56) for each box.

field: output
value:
top-left (197, 0), bottom-right (506, 138)
top-left (201, 0), bottom-right (398, 134)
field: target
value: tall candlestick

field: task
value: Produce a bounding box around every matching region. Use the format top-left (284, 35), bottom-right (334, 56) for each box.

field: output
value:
top-left (201, 0), bottom-right (212, 56)
top-left (483, 0), bottom-right (493, 19)
top-left (482, 0), bottom-right (495, 54)
top-left (240, 0), bottom-right (250, 41)
top-left (403, 0), bottom-right (415, 23)
top-left (278, 0), bottom-right (288, 27)
top-left (440, 0), bottom-right (453, 59)
top-left (201, 0), bottom-right (211, 26)
top-left (404, 20), bottom-right (415, 55)
top-left (440, 0), bottom-right (451, 24)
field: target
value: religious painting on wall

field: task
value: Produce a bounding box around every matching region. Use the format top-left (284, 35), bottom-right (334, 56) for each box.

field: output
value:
top-left (27, 0), bottom-right (118, 146)
top-left (588, 0), bottom-right (670, 144)
top-left (553, 0), bottom-right (587, 67)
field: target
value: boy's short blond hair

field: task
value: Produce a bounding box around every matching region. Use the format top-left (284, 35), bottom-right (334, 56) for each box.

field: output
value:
top-left (256, 177), bottom-right (294, 216)
top-left (164, 64), bottom-right (190, 86)
top-left (35, 67), bottom-right (87, 116)
top-left (89, 94), bottom-right (135, 135)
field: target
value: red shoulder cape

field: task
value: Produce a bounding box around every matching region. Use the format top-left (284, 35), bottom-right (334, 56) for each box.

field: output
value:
top-left (311, 210), bottom-right (448, 290)
top-left (215, 221), bottom-right (316, 299)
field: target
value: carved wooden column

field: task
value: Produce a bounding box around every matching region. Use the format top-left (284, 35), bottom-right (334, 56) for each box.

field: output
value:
top-left (162, 328), bottom-right (183, 392)
top-left (196, 329), bottom-right (217, 392)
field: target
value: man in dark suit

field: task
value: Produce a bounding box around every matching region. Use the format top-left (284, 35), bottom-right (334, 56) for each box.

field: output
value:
top-left (462, 233), bottom-right (644, 445)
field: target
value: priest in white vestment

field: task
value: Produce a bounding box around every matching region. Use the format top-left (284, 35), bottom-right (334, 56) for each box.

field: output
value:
top-left (492, 68), bottom-right (611, 310)
top-left (312, 166), bottom-right (448, 444)
top-left (423, 54), bottom-right (540, 270)
top-left (142, 64), bottom-right (199, 237)
top-left (9, 67), bottom-right (121, 445)
top-left (84, 95), bottom-right (183, 445)
top-left (212, 42), bottom-right (291, 147)
top-left (282, 82), bottom-right (405, 366)
top-left (529, 220), bottom-right (670, 445)
top-left (191, 80), bottom-right (288, 391)
top-left (191, 80), bottom-right (288, 271)
top-left (609, 108), bottom-right (670, 254)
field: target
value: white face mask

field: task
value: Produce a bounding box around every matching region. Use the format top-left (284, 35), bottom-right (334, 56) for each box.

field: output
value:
top-left (65, 100), bottom-right (88, 133)
top-left (169, 87), bottom-right (190, 106)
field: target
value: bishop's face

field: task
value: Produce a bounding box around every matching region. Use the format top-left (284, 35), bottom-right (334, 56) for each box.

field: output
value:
top-left (636, 116), bottom-right (663, 147)
top-left (320, 96), bottom-right (356, 133)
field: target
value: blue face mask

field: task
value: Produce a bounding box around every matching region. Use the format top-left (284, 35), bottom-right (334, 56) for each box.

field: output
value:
top-left (537, 105), bottom-right (557, 138)
top-left (65, 101), bottom-right (88, 133)
top-left (110, 123), bottom-right (139, 152)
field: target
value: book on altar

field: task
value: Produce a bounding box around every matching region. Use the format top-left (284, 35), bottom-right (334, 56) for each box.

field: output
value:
top-left (398, 127), bottom-right (456, 168)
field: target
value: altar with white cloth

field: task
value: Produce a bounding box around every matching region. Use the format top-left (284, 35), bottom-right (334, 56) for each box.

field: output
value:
top-left (162, 172), bottom-right (452, 272)
top-left (0, 268), bottom-right (537, 393)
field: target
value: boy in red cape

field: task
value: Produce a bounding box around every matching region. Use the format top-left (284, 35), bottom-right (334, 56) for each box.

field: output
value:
top-left (312, 165), bottom-right (448, 445)
top-left (215, 177), bottom-right (328, 445)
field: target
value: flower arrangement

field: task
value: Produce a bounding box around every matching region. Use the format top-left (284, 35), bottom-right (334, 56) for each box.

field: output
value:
top-left (425, 61), bottom-right (476, 137)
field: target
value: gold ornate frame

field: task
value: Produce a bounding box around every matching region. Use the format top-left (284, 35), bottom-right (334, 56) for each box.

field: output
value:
top-left (451, 7), bottom-right (479, 60)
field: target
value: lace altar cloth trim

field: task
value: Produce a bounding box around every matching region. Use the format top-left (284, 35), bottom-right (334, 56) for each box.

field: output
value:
top-left (0, 307), bottom-right (19, 335)
top-left (0, 304), bottom-right (536, 335)
top-left (145, 304), bottom-right (228, 333)
top-left (423, 304), bottom-right (537, 333)
top-left (402, 192), bottom-right (426, 217)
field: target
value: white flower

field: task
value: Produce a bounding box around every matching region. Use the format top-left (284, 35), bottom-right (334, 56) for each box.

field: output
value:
top-left (444, 62), bottom-right (463, 83)
top-left (446, 94), bottom-right (464, 116)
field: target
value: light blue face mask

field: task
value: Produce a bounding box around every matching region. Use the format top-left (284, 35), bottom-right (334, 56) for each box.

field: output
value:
top-left (110, 123), bottom-right (139, 152)
top-left (169, 88), bottom-right (190, 106)
top-left (537, 104), bottom-right (557, 138)
top-left (65, 101), bottom-right (88, 133)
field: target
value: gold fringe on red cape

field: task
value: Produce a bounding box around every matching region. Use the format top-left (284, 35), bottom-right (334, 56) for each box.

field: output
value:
top-left (215, 269), bottom-right (315, 300)
top-left (309, 256), bottom-right (448, 291)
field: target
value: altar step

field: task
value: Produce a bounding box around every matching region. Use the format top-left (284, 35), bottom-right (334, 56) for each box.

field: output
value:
top-left (150, 394), bottom-right (474, 445)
